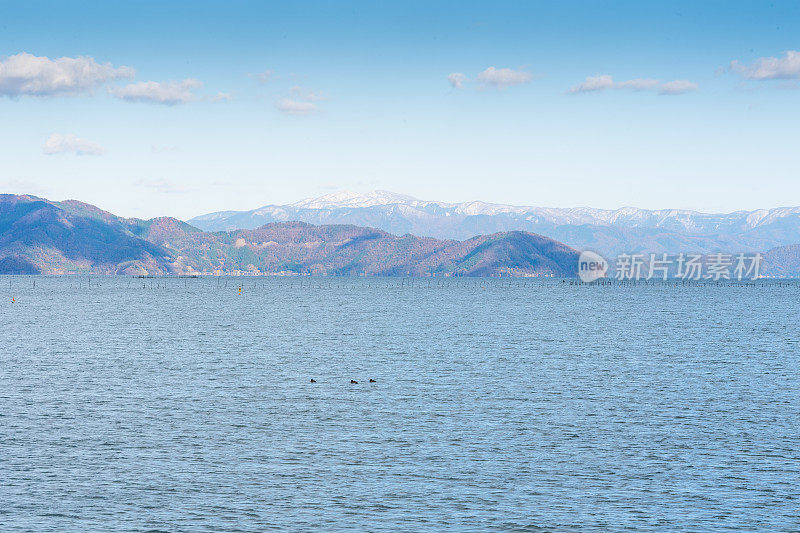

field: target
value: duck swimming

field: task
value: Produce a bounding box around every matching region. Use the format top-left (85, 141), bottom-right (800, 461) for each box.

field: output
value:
top-left (350, 380), bottom-right (358, 384)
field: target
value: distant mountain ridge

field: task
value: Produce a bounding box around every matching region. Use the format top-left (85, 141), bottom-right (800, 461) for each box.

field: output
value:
top-left (4, 193), bottom-right (800, 276)
top-left (0, 194), bottom-right (579, 276)
top-left (189, 190), bottom-right (800, 257)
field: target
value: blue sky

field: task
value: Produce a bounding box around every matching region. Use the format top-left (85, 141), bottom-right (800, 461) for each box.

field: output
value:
top-left (1, 0), bottom-right (800, 219)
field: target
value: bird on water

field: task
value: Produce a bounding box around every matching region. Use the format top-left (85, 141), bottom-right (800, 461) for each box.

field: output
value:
top-left (369, 379), bottom-right (376, 383)
top-left (351, 380), bottom-right (358, 384)
top-left (310, 379), bottom-right (316, 383)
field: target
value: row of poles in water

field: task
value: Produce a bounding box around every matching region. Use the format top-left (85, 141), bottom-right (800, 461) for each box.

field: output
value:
top-left (5, 276), bottom-right (799, 291)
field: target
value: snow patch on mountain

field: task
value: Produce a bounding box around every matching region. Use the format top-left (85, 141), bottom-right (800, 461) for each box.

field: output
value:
top-left (290, 190), bottom-right (420, 209)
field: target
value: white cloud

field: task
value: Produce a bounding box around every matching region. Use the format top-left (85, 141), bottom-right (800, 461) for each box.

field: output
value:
top-left (275, 86), bottom-right (326, 115)
top-left (477, 67), bottom-right (532, 88)
top-left (43, 133), bottom-right (104, 156)
top-left (276, 98), bottom-right (317, 115)
top-left (212, 91), bottom-right (233, 102)
top-left (617, 78), bottom-right (661, 90)
top-left (730, 50), bottom-right (800, 80)
top-left (250, 69), bottom-right (273, 83)
top-left (658, 79), bottom-right (698, 95)
top-left (570, 74), bottom-right (615, 93)
top-left (448, 72), bottom-right (467, 89)
top-left (570, 75), bottom-right (697, 95)
top-left (111, 79), bottom-right (202, 105)
top-left (0, 52), bottom-right (134, 97)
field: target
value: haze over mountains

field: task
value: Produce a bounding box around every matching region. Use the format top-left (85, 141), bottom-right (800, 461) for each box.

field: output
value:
top-left (189, 191), bottom-right (800, 258)
top-left (0, 194), bottom-right (578, 276)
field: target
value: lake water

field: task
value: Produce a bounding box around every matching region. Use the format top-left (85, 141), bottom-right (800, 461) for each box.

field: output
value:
top-left (1, 276), bottom-right (798, 531)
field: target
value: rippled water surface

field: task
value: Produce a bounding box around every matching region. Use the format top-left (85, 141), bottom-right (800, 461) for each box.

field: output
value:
top-left (1, 276), bottom-right (799, 531)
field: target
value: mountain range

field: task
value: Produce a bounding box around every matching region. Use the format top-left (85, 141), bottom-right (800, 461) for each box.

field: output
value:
top-left (0, 194), bottom-right (579, 276)
top-left (189, 191), bottom-right (800, 259)
top-left (3, 192), bottom-right (800, 277)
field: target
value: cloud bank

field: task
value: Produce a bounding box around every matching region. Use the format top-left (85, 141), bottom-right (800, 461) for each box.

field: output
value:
top-left (0, 52), bottom-right (134, 97)
top-left (570, 75), bottom-right (698, 95)
top-left (447, 67), bottom-right (532, 89)
top-left (731, 50), bottom-right (800, 80)
top-left (276, 98), bottom-right (317, 115)
top-left (111, 79), bottom-right (203, 105)
top-left (477, 67), bottom-right (532, 88)
top-left (658, 79), bottom-right (699, 95)
top-left (43, 133), bottom-right (105, 156)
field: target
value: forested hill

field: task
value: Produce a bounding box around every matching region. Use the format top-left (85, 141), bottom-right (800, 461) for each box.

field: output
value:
top-left (0, 194), bottom-right (579, 277)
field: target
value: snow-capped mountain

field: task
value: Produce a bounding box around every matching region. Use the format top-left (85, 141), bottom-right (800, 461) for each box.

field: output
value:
top-left (290, 190), bottom-right (421, 209)
top-left (188, 191), bottom-right (800, 257)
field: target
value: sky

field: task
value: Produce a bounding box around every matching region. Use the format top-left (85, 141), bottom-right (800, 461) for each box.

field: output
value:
top-left (1, 0), bottom-right (800, 219)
